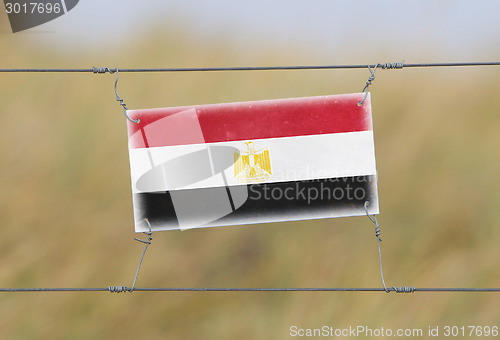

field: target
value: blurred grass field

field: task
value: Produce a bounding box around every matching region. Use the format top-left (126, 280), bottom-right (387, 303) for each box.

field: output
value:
top-left (1, 17), bottom-right (500, 340)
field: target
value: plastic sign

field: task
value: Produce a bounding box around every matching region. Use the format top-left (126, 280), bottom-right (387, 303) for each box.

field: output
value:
top-left (127, 93), bottom-right (379, 232)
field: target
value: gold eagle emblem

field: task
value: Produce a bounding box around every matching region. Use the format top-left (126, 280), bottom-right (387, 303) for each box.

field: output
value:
top-left (234, 142), bottom-right (272, 183)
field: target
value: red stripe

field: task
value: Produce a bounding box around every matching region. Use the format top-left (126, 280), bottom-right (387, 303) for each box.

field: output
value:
top-left (128, 93), bottom-right (372, 149)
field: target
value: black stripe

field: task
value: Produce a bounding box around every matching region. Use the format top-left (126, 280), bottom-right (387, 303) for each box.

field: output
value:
top-left (133, 175), bottom-right (377, 230)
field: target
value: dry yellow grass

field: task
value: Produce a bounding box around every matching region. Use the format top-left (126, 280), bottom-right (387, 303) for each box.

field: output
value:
top-left (1, 17), bottom-right (500, 340)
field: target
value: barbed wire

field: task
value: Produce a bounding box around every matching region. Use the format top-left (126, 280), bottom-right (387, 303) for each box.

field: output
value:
top-left (0, 61), bottom-right (499, 73)
top-left (0, 287), bottom-right (499, 293)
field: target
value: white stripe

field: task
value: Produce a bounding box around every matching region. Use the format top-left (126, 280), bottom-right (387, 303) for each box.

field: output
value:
top-left (128, 131), bottom-right (376, 193)
top-left (60, 0), bottom-right (68, 13)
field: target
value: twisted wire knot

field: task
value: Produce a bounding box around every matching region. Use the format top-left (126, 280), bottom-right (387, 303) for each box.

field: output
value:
top-left (374, 222), bottom-right (382, 242)
top-left (380, 61), bottom-right (404, 70)
top-left (108, 286), bottom-right (129, 293)
top-left (358, 64), bottom-right (378, 106)
top-left (363, 73), bottom-right (375, 91)
top-left (134, 230), bottom-right (153, 245)
top-left (92, 67), bottom-right (116, 74)
top-left (364, 202), bottom-right (382, 242)
top-left (392, 286), bottom-right (415, 293)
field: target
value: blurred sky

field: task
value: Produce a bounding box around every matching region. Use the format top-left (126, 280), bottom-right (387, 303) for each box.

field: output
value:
top-left (2, 0), bottom-right (500, 62)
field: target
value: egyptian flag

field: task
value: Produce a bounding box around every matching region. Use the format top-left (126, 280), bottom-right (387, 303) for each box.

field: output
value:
top-left (127, 93), bottom-right (379, 232)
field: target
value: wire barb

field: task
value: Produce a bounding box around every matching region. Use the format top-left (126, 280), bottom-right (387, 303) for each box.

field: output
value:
top-left (108, 286), bottom-right (129, 293)
top-left (391, 286), bottom-right (415, 293)
top-left (379, 61), bottom-right (405, 70)
top-left (92, 67), bottom-right (115, 74)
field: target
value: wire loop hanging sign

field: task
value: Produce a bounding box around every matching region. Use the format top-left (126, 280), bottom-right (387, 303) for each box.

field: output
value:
top-left (92, 67), bottom-right (139, 123)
